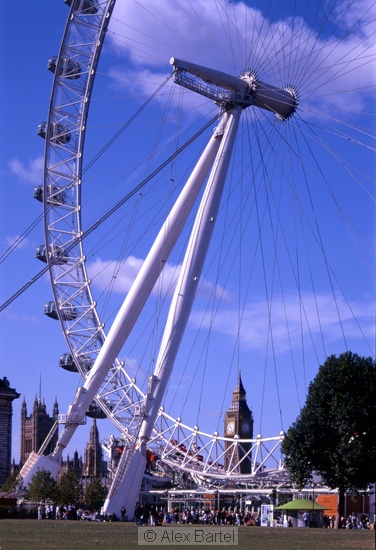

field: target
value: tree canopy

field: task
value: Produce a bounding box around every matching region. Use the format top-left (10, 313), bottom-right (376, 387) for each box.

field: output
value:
top-left (84, 478), bottom-right (107, 511)
top-left (281, 352), bottom-right (376, 521)
top-left (0, 472), bottom-right (23, 493)
top-left (27, 469), bottom-right (57, 503)
top-left (56, 469), bottom-right (83, 505)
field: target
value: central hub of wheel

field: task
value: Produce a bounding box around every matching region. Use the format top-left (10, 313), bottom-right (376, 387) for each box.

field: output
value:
top-left (240, 70), bottom-right (297, 120)
top-left (171, 58), bottom-right (298, 120)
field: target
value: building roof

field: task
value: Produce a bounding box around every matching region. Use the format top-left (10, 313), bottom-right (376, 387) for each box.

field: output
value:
top-left (275, 498), bottom-right (328, 511)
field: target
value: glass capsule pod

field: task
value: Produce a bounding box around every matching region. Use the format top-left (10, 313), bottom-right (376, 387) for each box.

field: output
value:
top-left (59, 352), bottom-right (79, 372)
top-left (33, 185), bottom-right (67, 205)
top-left (47, 56), bottom-right (81, 79)
top-left (44, 301), bottom-right (77, 321)
top-left (35, 244), bottom-right (68, 264)
top-left (37, 121), bottom-right (71, 144)
top-left (64, 0), bottom-right (99, 14)
top-left (85, 401), bottom-right (107, 419)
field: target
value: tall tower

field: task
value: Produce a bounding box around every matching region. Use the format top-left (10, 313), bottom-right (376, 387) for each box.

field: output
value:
top-left (20, 397), bottom-right (59, 467)
top-left (82, 418), bottom-right (103, 478)
top-left (224, 373), bottom-right (254, 474)
top-left (0, 377), bottom-right (20, 486)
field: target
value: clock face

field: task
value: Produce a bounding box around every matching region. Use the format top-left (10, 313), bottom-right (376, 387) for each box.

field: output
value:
top-left (241, 422), bottom-right (251, 435)
top-left (226, 421), bottom-right (235, 435)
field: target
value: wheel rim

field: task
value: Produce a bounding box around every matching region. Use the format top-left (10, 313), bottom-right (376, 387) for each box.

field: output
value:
top-left (42, 0), bottom-right (375, 483)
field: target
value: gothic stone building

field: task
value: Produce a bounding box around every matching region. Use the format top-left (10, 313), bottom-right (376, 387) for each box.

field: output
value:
top-left (20, 396), bottom-right (59, 467)
top-left (82, 418), bottom-right (104, 478)
top-left (59, 418), bottom-right (105, 479)
top-left (0, 377), bottom-right (20, 486)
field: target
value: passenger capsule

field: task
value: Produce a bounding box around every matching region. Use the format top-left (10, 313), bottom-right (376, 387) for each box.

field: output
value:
top-left (33, 185), bottom-right (67, 205)
top-left (44, 301), bottom-right (77, 321)
top-left (44, 301), bottom-right (59, 320)
top-left (64, 0), bottom-right (99, 14)
top-left (35, 244), bottom-right (68, 264)
top-left (59, 353), bottom-right (79, 372)
top-left (85, 401), bottom-right (107, 419)
top-left (37, 122), bottom-right (71, 144)
top-left (47, 56), bottom-right (81, 79)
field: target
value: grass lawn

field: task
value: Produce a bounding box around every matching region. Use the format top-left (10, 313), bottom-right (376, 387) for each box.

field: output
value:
top-left (0, 520), bottom-right (374, 550)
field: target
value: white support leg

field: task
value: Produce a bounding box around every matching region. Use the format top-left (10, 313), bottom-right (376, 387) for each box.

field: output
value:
top-left (109, 106), bottom-right (242, 516)
top-left (21, 124), bottom-right (223, 486)
top-left (140, 107), bottom-right (242, 443)
top-left (102, 448), bottom-right (147, 517)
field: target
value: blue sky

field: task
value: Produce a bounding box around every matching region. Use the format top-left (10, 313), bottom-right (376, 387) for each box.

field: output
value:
top-left (1, 1), bottom-right (375, 465)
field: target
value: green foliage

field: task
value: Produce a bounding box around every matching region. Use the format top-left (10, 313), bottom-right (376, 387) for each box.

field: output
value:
top-left (84, 477), bottom-right (107, 510)
top-left (282, 352), bottom-right (376, 492)
top-left (56, 469), bottom-right (83, 505)
top-left (27, 469), bottom-right (57, 503)
top-left (0, 472), bottom-right (23, 492)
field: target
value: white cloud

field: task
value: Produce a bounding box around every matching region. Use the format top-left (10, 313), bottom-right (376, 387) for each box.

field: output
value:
top-left (109, 0), bottom-right (376, 114)
top-left (2, 308), bottom-right (41, 325)
top-left (190, 290), bottom-right (374, 353)
top-left (4, 235), bottom-right (31, 251)
top-left (87, 255), bottom-right (178, 296)
top-left (87, 255), bottom-right (230, 301)
top-left (9, 156), bottom-right (44, 184)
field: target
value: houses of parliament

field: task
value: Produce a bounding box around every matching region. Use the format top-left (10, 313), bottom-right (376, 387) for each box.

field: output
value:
top-left (0, 373), bottom-right (254, 488)
top-left (0, 376), bottom-right (105, 487)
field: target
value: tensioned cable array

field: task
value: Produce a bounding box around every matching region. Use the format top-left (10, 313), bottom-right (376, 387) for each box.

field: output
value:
top-left (0, 111), bottom-right (220, 313)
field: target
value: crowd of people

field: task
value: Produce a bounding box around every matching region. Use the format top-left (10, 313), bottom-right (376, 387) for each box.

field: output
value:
top-left (36, 501), bottom-right (373, 530)
top-left (320, 513), bottom-right (371, 529)
top-left (133, 504), bottom-right (258, 526)
top-left (37, 503), bottom-right (116, 522)
top-left (339, 514), bottom-right (371, 529)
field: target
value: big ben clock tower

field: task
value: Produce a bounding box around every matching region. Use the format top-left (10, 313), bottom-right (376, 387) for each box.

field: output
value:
top-left (224, 373), bottom-right (254, 474)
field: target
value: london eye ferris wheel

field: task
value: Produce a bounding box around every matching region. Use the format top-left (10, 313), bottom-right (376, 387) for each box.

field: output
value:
top-left (21, 0), bottom-right (375, 515)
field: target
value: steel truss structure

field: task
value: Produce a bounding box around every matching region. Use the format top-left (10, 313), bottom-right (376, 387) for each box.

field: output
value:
top-left (20, 0), bottom-right (375, 519)
top-left (21, 0), bottom-right (288, 498)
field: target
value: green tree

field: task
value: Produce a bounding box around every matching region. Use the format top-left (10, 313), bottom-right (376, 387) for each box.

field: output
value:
top-left (282, 352), bottom-right (376, 527)
top-left (56, 469), bottom-right (82, 505)
top-left (84, 478), bottom-right (107, 511)
top-left (27, 469), bottom-right (57, 503)
top-left (1, 472), bottom-right (23, 492)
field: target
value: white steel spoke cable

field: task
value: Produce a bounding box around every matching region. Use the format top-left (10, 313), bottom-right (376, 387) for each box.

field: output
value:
top-left (264, 105), bottom-right (373, 293)
top-left (256, 127), bottom-right (285, 431)
top-left (291, 121), bottom-right (374, 355)
top-left (295, 117), bottom-right (374, 267)
top-left (295, 124), bottom-right (375, 278)
top-left (266, 128), bottom-right (304, 412)
top-left (251, 130), bottom-right (278, 433)
top-left (0, 211), bottom-right (45, 264)
top-left (0, 75), bottom-right (172, 298)
top-left (301, 110), bottom-right (376, 155)
top-left (247, 115), bottom-right (325, 366)
top-left (288, 2), bottom-right (346, 91)
top-left (256, 117), bottom-right (352, 366)
top-left (170, 136), bottom-right (259, 424)
top-left (268, 121), bottom-right (343, 359)
top-left (0, 113), bottom-right (220, 313)
top-left (293, 123), bottom-right (350, 349)
top-left (98, 87), bottom-right (180, 321)
top-left (293, 1), bottom-right (356, 90)
top-left (14, 0), bottom-right (374, 493)
top-left (290, 157), bottom-right (328, 364)
top-left (298, 10), bottom-right (376, 98)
